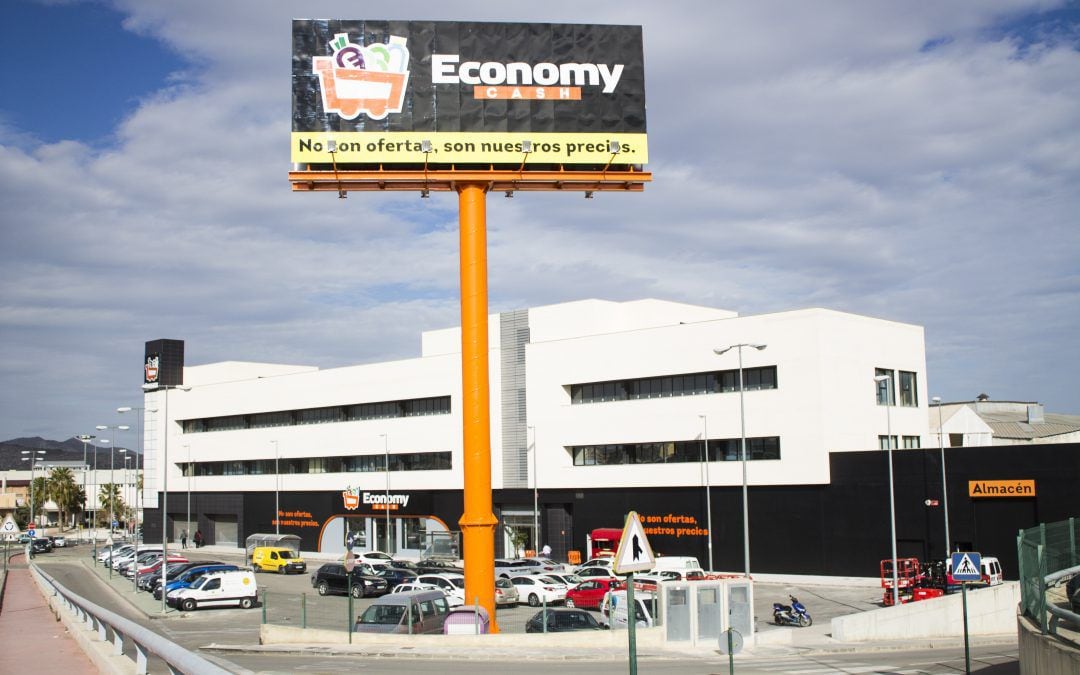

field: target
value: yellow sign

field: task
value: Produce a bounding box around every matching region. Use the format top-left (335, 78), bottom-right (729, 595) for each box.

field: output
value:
top-left (291, 131), bottom-right (648, 165)
top-left (968, 479), bottom-right (1035, 497)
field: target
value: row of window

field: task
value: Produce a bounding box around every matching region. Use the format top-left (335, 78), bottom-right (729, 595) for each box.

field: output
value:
top-left (878, 435), bottom-right (922, 450)
top-left (570, 366), bottom-right (778, 405)
top-left (571, 437), bottom-right (781, 466)
top-left (179, 451), bottom-right (453, 477)
top-left (180, 396), bottom-right (452, 434)
top-left (875, 369), bottom-right (919, 407)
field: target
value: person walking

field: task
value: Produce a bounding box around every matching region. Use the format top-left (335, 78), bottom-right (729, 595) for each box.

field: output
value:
top-left (194, 530), bottom-right (203, 548)
top-left (181, 529), bottom-right (188, 549)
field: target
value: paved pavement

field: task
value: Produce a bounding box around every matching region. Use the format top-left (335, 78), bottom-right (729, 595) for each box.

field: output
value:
top-left (0, 549), bottom-right (97, 675)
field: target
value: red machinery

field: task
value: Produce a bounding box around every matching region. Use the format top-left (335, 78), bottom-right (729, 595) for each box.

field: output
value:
top-left (880, 558), bottom-right (945, 606)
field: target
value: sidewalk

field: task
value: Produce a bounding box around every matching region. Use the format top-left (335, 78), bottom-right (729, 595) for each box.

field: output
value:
top-left (0, 552), bottom-right (97, 674)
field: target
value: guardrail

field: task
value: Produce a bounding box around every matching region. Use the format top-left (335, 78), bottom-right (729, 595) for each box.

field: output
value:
top-left (31, 564), bottom-right (230, 675)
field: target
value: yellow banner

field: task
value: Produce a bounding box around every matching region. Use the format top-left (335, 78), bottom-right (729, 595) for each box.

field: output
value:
top-left (291, 131), bottom-right (648, 165)
top-left (968, 479), bottom-right (1035, 497)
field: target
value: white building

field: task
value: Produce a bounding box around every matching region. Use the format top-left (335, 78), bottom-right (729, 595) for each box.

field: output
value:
top-left (138, 298), bottom-right (930, 561)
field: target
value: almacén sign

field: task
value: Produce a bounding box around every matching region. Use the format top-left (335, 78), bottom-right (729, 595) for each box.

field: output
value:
top-left (291, 20), bottom-right (648, 165)
top-left (968, 479), bottom-right (1036, 497)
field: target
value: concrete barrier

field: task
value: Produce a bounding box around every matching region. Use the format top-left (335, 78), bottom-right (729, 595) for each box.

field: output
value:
top-left (1018, 612), bottom-right (1080, 675)
top-left (832, 582), bottom-right (1019, 641)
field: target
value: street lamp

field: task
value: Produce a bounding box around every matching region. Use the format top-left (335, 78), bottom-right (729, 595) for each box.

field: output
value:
top-left (932, 396), bottom-right (951, 557)
top-left (143, 382), bottom-right (190, 614)
top-left (713, 343), bottom-right (767, 580)
top-left (380, 433), bottom-right (390, 554)
top-left (118, 406), bottom-right (148, 544)
top-left (76, 434), bottom-right (95, 539)
top-left (95, 424), bottom-right (130, 538)
top-left (528, 425), bottom-right (538, 554)
top-left (697, 415), bottom-right (713, 572)
top-left (874, 373), bottom-right (899, 607)
top-left (183, 443), bottom-right (192, 540)
top-left (270, 440), bottom-right (279, 535)
top-left (20, 450), bottom-right (46, 529)
top-left (94, 438), bottom-right (114, 578)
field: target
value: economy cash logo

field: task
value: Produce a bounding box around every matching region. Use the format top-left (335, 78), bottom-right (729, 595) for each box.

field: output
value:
top-left (313, 33), bottom-right (410, 120)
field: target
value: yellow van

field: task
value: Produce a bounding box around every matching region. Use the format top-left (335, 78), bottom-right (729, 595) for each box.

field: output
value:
top-left (251, 546), bottom-right (307, 574)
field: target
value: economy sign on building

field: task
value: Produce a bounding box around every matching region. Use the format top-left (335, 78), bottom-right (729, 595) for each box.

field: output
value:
top-left (292, 20), bottom-right (648, 165)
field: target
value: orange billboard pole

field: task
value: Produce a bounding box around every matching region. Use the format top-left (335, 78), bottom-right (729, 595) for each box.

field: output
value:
top-left (456, 182), bottom-right (500, 631)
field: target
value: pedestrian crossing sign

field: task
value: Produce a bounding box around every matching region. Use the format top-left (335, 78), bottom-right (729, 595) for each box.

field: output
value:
top-left (614, 511), bottom-right (656, 575)
top-left (951, 552), bottom-right (982, 581)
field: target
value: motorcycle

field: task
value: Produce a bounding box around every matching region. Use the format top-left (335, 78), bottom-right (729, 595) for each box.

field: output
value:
top-left (772, 595), bottom-right (812, 627)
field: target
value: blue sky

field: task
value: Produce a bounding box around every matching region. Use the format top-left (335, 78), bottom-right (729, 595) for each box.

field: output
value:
top-left (0, 0), bottom-right (1078, 443)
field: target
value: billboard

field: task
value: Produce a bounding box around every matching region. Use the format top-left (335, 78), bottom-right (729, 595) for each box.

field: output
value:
top-left (292, 20), bottom-right (648, 166)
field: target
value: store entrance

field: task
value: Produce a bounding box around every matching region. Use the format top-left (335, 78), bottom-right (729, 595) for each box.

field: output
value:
top-left (499, 509), bottom-right (538, 558)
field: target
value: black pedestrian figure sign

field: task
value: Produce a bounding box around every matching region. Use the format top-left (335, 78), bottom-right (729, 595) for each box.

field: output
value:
top-left (614, 511), bottom-right (655, 574)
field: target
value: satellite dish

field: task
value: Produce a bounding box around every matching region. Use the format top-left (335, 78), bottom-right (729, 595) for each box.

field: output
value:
top-left (718, 628), bottom-right (743, 654)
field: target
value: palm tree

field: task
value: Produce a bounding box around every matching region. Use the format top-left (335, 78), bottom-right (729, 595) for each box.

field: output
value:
top-left (29, 476), bottom-right (47, 524)
top-left (46, 467), bottom-right (78, 530)
top-left (98, 483), bottom-right (125, 529)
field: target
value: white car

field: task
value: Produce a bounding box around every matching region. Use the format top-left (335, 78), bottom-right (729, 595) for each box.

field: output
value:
top-left (575, 558), bottom-right (614, 573)
top-left (351, 550), bottom-right (395, 566)
top-left (98, 544), bottom-right (134, 564)
top-left (509, 574), bottom-right (567, 607)
top-left (392, 582), bottom-right (441, 594)
top-left (544, 573), bottom-right (584, 587)
top-left (576, 566), bottom-right (619, 580)
top-left (416, 573), bottom-right (466, 606)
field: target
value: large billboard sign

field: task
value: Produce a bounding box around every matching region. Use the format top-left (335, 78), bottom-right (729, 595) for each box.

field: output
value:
top-left (292, 20), bottom-right (648, 166)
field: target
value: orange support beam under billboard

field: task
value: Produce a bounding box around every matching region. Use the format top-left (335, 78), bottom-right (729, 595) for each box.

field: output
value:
top-left (456, 182), bottom-right (500, 632)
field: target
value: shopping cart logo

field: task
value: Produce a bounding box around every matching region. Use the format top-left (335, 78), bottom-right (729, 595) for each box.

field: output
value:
top-left (342, 486), bottom-right (361, 510)
top-left (313, 33), bottom-right (410, 121)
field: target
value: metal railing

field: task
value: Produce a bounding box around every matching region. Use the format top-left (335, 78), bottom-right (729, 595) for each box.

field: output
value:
top-left (32, 564), bottom-right (230, 675)
top-left (1017, 517), bottom-right (1079, 641)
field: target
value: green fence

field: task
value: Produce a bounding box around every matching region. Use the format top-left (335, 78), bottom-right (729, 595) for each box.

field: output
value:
top-left (1017, 517), bottom-right (1079, 633)
top-left (261, 591), bottom-right (358, 633)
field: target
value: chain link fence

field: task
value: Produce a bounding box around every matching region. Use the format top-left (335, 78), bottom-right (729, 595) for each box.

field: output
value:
top-left (1017, 517), bottom-right (1079, 634)
top-left (261, 590), bottom-right (358, 633)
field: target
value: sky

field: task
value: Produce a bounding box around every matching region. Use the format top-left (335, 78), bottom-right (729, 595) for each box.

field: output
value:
top-left (1, 0), bottom-right (1078, 444)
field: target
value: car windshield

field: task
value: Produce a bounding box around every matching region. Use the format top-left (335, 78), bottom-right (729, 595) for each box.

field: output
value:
top-left (358, 604), bottom-right (404, 625)
top-left (166, 563), bottom-right (188, 574)
top-left (449, 578), bottom-right (465, 589)
top-left (190, 576), bottom-right (209, 590)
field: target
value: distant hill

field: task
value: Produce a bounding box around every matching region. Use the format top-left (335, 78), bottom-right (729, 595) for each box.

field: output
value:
top-left (0, 436), bottom-right (139, 471)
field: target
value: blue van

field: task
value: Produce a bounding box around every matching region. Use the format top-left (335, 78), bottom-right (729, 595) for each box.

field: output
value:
top-left (159, 564), bottom-right (239, 604)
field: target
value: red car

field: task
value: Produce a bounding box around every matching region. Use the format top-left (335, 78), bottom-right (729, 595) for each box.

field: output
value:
top-left (565, 578), bottom-right (623, 610)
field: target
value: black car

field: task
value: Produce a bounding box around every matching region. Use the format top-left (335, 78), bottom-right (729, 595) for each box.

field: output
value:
top-left (415, 559), bottom-right (464, 575)
top-left (369, 563), bottom-right (419, 587)
top-left (30, 538), bottom-right (53, 554)
top-left (526, 608), bottom-right (608, 633)
top-left (310, 563), bottom-right (389, 598)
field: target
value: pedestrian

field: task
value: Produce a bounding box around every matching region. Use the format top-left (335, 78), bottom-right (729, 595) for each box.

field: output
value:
top-left (541, 543), bottom-right (552, 558)
top-left (181, 529), bottom-right (188, 549)
top-left (194, 530), bottom-right (203, 548)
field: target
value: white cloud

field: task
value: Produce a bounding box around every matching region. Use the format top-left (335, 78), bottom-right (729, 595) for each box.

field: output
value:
top-left (1, 0), bottom-right (1078, 441)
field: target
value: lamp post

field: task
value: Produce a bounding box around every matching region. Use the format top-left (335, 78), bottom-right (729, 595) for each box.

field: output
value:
top-left (528, 425), bottom-right (538, 554)
top-left (95, 424), bottom-right (130, 538)
top-left (380, 434), bottom-right (390, 554)
top-left (118, 406), bottom-right (147, 544)
top-left (713, 343), bottom-right (767, 579)
top-left (697, 415), bottom-right (714, 572)
top-left (20, 450), bottom-right (45, 529)
top-left (932, 396), bottom-right (951, 556)
top-left (183, 443), bottom-right (192, 539)
top-left (874, 373), bottom-right (899, 607)
top-left (76, 435), bottom-right (95, 540)
top-left (95, 438), bottom-right (114, 578)
top-left (270, 440), bottom-right (279, 535)
top-left (143, 382), bottom-right (190, 614)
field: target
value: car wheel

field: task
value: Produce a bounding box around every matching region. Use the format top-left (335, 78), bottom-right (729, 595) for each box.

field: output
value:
top-left (240, 596), bottom-right (254, 609)
top-left (565, 598), bottom-right (575, 608)
top-left (317, 581), bottom-right (329, 596)
top-left (181, 598), bottom-right (196, 611)
top-left (528, 593), bottom-right (540, 607)
top-left (278, 566), bottom-right (286, 574)
top-left (351, 584), bottom-right (363, 598)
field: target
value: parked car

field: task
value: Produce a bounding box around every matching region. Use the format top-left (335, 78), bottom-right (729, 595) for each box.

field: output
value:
top-left (415, 559), bottom-right (464, 575)
top-left (172, 570), bottom-right (258, 611)
top-left (495, 577), bottom-right (519, 607)
top-left (543, 572), bottom-right (584, 588)
top-left (131, 554), bottom-right (189, 580)
top-left (310, 563), bottom-right (389, 598)
top-left (600, 589), bottom-right (658, 629)
top-left (30, 538), bottom-right (53, 554)
top-left (519, 557), bottom-right (570, 573)
top-left (495, 558), bottom-right (542, 578)
top-left (98, 544), bottom-right (134, 564)
top-left (251, 546), bottom-right (307, 574)
top-left (575, 558), bottom-right (615, 573)
top-left (353, 590), bottom-right (450, 634)
top-left (565, 578), bottom-right (624, 610)
top-left (351, 550), bottom-right (395, 566)
top-left (526, 608), bottom-right (608, 633)
top-left (144, 561), bottom-right (222, 593)
top-left (391, 582), bottom-right (441, 595)
top-left (509, 574), bottom-right (567, 607)
top-left (416, 573), bottom-right (466, 606)
top-left (368, 563), bottom-right (418, 587)
top-left (576, 566), bottom-right (619, 580)
top-left (18, 533), bottom-right (32, 544)
top-left (161, 564), bottom-right (240, 603)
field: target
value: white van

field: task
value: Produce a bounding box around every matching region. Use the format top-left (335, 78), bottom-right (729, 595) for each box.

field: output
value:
top-left (173, 570), bottom-right (258, 611)
top-left (651, 555), bottom-right (706, 578)
top-left (946, 555), bottom-right (1003, 587)
top-left (600, 589), bottom-right (657, 629)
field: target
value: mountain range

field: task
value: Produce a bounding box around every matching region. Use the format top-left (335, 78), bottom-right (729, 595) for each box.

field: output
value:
top-left (0, 436), bottom-right (139, 472)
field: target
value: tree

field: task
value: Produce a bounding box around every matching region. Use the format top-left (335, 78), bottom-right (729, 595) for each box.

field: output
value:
top-left (98, 483), bottom-right (125, 528)
top-left (46, 466), bottom-right (79, 529)
top-left (28, 476), bottom-right (47, 524)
